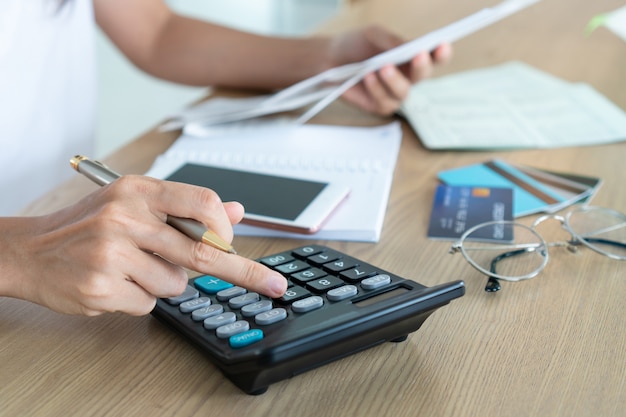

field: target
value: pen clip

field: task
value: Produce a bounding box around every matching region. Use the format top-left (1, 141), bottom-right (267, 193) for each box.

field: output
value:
top-left (70, 155), bottom-right (109, 171)
top-left (70, 155), bottom-right (122, 185)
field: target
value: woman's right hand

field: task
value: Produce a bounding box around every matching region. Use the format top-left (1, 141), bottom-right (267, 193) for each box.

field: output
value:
top-left (0, 175), bottom-right (287, 316)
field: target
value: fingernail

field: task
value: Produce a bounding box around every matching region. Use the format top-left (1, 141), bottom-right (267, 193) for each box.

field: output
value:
top-left (380, 65), bottom-right (395, 78)
top-left (415, 52), bottom-right (428, 65)
top-left (268, 274), bottom-right (287, 297)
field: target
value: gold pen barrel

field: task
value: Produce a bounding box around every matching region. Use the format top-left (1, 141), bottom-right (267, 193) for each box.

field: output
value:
top-left (167, 216), bottom-right (236, 254)
top-left (70, 155), bottom-right (236, 254)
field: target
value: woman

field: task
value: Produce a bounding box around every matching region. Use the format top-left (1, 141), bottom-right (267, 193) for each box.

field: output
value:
top-left (0, 0), bottom-right (451, 316)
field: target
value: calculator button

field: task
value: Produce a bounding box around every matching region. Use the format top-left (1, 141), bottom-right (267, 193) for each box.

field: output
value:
top-left (216, 320), bottom-right (250, 339)
top-left (323, 258), bottom-right (358, 273)
top-left (340, 266), bottom-right (377, 283)
top-left (229, 329), bottom-right (264, 349)
top-left (165, 285), bottom-right (199, 306)
top-left (361, 274), bottom-right (392, 290)
top-left (179, 297), bottom-right (211, 313)
top-left (259, 253), bottom-right (294, 267)
top-left (204, 312), bottom-right (237, 330)
top-left (275, 260), bottom-right (310, 275)
top-left (291, 267), bottom-right (327, 285)
top-left (291, 246), bottom-right (323, 259)
top-left (307, 251), bottom-right (342, 267)
top-left (327, 285), bottom-right (358, 301)
top-left (306, 276), bottom-right (345, 294)
top-left (229, 293), bottom-right (260, 309)
top-left (191, 304), bottom-right (224, 321)
top-left (216, 286), bottom-right (247, 302)
top-left (276, 286), bottom-right (311, 304)
top-left (291, 296), bottom-right (324, 313)
top-left (241, 300), bottom-right (273, 317)
top-left (255, 308), bottom-right (287, 325)
top-left (194, 276), bottom-right (233, 294)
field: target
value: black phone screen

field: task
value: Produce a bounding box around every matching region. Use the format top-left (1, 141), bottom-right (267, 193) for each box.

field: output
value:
top-left (165, 164), bottom-right (328, 221)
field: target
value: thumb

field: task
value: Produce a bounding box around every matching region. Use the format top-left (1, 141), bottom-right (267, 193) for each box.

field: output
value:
top-left (223, 201), bottom-right (245, 225)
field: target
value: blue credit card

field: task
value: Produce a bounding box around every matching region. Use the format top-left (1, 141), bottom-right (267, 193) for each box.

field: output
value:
top-left (437, 160), bottom-right (569, 217)
top-left (427, 185), bottom-right (513, 241)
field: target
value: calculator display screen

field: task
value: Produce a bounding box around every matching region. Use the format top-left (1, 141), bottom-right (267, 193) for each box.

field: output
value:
top-left (166, 163), bottom-right (327, 221)
top-left (354, 286), bottom-right (409, 307)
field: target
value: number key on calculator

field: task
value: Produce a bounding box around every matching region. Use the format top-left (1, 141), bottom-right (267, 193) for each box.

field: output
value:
top-left (151, 245), bottom-right (465, 395)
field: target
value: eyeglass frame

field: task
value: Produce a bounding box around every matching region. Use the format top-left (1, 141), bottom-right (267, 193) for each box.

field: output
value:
top-left (448, 205), bottom-right (626, 292)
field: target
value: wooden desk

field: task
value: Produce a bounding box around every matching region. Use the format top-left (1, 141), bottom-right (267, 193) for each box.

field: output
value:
top-left (2, 0), bottom-right (624, 415)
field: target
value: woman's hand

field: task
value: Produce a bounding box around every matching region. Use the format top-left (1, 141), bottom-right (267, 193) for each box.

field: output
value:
top-left (329, 25), bottom-right (452, 115)
top-left (0, 176), bottom-right (287, 316)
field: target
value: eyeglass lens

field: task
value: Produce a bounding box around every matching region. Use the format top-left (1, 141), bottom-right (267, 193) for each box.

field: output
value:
top-left (566, 207), bottom-right (626, 259)
top-left (460, 222), bottom-right (547, 283)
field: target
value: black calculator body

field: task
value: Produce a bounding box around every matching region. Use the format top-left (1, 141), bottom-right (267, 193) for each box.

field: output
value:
top-left (152, 245), bottom-right (465, 395)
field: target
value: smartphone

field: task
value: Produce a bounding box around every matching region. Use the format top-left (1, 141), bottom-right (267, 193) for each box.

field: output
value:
top-left (165, 163), bottom-right (350, 234)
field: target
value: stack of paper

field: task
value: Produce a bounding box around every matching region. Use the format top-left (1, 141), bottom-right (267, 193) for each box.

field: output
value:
top-left (400, 61), bottom-right (626, 149)
top-left (160, 1), bottom-right (542, 131)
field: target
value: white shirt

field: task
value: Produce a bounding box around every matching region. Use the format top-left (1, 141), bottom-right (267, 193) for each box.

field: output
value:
top-left (0, 0), bottom-right (96, 215)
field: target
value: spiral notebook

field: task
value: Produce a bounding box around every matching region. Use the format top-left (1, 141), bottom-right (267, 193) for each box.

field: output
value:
top-left (144, 121), bottom-right (403, 242)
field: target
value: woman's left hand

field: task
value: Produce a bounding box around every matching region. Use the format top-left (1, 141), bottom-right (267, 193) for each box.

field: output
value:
top-left (329, 25), bottom-right (452, 115)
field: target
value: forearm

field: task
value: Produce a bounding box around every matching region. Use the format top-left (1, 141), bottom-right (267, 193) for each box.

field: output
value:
top-left (146, 16), bottom-right (333, 89)
top-left (97, 4), bottom-right (333, 90)
top-left (94, 0), bottom-right (451, 117)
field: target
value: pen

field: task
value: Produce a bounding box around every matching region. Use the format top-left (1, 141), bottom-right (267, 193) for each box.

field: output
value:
top-left (70, 155), bottom-right (237, 254)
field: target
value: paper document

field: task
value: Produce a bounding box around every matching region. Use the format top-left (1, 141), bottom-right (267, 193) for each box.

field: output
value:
top-left (161, 0), bottom-right (541, 132)
top-left (401, 61), bottom-right (626, 149)
top-left (145, 121), bottom-right (403, 242)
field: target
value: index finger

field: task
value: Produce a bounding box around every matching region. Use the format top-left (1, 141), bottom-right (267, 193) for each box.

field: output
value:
top-left (187, 243), bottom-right (288, 298)
top-left (140, 177), bottom-right (237, 244)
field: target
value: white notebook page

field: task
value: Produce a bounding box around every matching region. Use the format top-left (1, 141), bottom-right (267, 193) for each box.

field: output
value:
top-left (145, 121), bottom-right (403, 242)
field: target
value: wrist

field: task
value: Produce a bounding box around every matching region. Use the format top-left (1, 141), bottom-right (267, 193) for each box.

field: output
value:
top-left (0, 216), bottom-right (50, 301)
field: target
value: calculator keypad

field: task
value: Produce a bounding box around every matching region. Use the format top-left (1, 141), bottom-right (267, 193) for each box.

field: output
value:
top-left (153, 244), bottom-right (466, 395)
top-left (165, 245), bottom-right (402, 349)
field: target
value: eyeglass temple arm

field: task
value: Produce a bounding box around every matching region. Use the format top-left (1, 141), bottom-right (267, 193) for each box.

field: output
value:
top-left (486, 248), bottom-right (539, 293)
top-left (487, 238), bottom-right (625, 292)
top-left (573, 237), bottom-right (626, 249)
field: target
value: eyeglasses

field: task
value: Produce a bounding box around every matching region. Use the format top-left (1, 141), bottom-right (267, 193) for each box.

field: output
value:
top-left (449, 206), bottom-right (626, 292)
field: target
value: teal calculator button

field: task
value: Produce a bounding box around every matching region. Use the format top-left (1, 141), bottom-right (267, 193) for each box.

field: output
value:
top-left (230, 329), bottom-right (264, 349)
top-left (194, 275), bottom-right (234, 294)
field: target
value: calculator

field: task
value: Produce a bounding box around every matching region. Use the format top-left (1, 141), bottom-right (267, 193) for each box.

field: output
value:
top-left (151, 245), bottom-right (465, 395)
